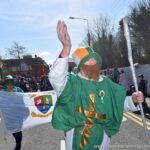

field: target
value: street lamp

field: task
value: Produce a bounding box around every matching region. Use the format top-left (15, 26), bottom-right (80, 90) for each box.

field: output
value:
top-left (69, 16), bottom-right (91, 46)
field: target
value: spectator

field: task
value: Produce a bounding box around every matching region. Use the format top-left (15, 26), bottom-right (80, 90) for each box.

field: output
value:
top-left (40, 76), bottom-right (53, 91)
top-left (119, 69), bottom-right (130, 90)
top-left (138, 74), bottom-right (148, 108)
top-left (113, 68), bottom-right (120, 83)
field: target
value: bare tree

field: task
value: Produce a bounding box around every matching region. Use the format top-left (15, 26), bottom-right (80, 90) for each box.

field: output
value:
top-left (87, 16), bottom-right (116, 69)
top-left (6, 42), bottom-right (27, 59)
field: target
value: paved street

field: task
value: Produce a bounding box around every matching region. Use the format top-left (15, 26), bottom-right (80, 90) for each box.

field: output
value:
top-left (0, 122), bottom-right (64, 150)
top-left (111, 114), bottom-right (150, 150)
top-left (0, 99), bottom-right (150, 150)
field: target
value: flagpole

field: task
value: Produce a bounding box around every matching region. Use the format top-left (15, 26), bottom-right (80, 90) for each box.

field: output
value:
top-left (123, 17), bottom-right (150, 145)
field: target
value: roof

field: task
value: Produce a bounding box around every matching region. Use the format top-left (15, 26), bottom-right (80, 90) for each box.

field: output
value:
top-left (2, 57), bottom-right (46, 67)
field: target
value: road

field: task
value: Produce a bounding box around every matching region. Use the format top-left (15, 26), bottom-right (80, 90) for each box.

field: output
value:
top-left (111, 113), bottom-right (150, 150)
top-left (0, 122), bottom-right (64, 150)
top-left (0, 100), bottom-right (150, 150)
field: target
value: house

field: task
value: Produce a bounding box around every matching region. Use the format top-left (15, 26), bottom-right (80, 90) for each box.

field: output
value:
top-left (1, 55), bottom-right (49, 78)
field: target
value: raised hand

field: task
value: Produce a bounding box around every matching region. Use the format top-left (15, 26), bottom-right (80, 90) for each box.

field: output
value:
top-left (57, 20), bottom-right (71, 57)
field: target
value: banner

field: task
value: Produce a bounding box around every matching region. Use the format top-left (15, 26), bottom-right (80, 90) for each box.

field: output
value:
top-left (0, 90), bottom-right (57, 135)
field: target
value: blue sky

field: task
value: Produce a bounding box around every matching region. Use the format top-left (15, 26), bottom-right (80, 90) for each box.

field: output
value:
top-left (0, 0), bottom-right (139, 64)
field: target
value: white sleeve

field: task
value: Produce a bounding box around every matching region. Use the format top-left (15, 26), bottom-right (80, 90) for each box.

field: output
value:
top-left (49, 57), bottom-right (69, 96)
top-left (124, 96), bottom-right (140, 112)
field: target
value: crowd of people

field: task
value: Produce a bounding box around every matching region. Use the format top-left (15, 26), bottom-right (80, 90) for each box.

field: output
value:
top-left (0, 75), bottom-right (53, 92)
top-left (0, 68), bottom-right (148, 99)
top-left (99, 67), bottom-right (150, 115)
top-left (100, 68), bottom-right (148, 98)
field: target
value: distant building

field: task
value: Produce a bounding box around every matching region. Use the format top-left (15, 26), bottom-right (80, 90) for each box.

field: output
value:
top-left (1, 55), bottom-right (49, 77)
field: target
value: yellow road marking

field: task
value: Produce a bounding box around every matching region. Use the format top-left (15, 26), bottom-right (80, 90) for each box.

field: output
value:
top-left (126, 112), bottom-right (150, 126)
top-left (124, 113), bottom-right (150, 131)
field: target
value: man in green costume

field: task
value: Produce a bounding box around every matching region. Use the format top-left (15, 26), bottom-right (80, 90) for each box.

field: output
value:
top-left (49, 20), bottom-right (144, 150)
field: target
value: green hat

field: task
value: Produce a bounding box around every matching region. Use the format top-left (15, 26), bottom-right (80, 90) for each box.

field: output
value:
top-left (72, 46), bottom-right (102, 72)
top-left (4, 75), bottom-right (14, 85)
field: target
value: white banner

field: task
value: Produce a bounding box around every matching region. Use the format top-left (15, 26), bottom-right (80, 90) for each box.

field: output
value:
top-left (0, 90), bottom-right (57, 135)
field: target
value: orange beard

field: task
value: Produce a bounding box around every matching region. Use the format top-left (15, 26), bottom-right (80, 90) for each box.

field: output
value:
top-left (81, 64), bottom-right (100, 82)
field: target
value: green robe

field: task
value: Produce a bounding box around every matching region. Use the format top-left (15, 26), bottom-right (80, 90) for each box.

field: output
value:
top-left (52, 74), bottom-right (127, 150)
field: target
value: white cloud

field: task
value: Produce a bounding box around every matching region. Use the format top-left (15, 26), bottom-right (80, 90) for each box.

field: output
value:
top-left (33, 51), bottom-right (55, 64)
top-left (0, 0), bottom-right (141, 61)
top-left (0, 0), bottom-right (126, 32)
top-left (0, 12), bottom-right (51, 30)
top-left (45, 58), bottom-right (55, 65)
top-left (36, 51), bottom-right (51, 57)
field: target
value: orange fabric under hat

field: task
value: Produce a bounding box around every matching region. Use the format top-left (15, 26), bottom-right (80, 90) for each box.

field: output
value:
top-left (74, 47), bottom-right (89, 61)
